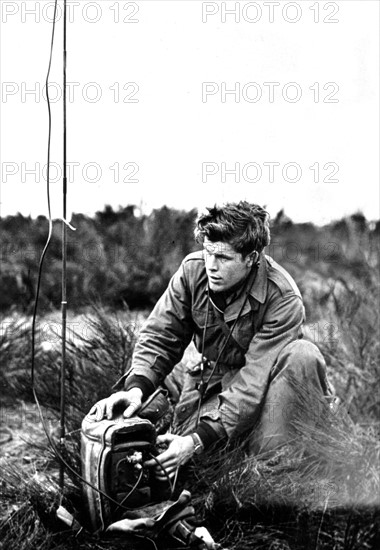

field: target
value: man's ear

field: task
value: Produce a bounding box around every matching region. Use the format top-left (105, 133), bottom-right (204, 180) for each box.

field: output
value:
top-left (246, 251), bottom-right (259, 268)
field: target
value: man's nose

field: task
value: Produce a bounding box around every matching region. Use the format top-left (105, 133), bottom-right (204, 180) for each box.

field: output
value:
top-left (206, 254), bottom-right (218, 271)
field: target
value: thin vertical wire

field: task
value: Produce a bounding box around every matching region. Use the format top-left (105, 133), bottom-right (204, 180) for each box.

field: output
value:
top-left (59, 0), bottom-right (68, 491)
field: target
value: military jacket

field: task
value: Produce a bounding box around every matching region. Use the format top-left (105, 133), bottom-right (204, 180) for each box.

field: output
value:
top-left (127, 251), bottom-right (305, 438)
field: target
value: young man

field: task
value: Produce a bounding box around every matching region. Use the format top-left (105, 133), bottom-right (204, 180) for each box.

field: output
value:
top-left (93, 201), bottom-right (331, 480)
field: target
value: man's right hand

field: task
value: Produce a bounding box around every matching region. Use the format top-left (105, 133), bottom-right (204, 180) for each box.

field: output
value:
top-left (89, 388), bottom-right (143, 421)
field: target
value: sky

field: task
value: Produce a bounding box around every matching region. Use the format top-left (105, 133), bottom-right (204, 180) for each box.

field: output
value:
top-left (1, 0), bottom-right (379, 224)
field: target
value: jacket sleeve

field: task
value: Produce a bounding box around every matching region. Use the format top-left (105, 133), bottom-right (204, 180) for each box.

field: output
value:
top-left (124, 261), bottom-right (195, 393)
top-left (200, 289), bottom-right (305, 439)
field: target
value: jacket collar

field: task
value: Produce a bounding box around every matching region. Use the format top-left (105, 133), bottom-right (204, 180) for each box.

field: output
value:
top-left (249, 251), bottom-right (267, 304)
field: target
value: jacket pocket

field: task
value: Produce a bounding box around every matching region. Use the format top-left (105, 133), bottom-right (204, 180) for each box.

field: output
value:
top-left (191, 308), bottom-right (219, 329)
top-left (232, 312), bottom-right (255, 351)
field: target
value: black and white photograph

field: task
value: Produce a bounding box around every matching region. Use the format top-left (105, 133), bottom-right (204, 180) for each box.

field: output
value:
top-left (0, 1), bottom-right (379, 548)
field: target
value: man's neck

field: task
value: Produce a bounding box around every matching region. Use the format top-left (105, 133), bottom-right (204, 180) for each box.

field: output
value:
top-left (223, 276), bottom-right (248, 304)
top-left (211, 264), bottom-right (257, 310)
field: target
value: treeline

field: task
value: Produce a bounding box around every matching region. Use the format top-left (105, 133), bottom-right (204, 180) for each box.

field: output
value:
top-left (0, 205), bottom-right (197, 312)
top-left (1, 205), bottom-right (379, 313)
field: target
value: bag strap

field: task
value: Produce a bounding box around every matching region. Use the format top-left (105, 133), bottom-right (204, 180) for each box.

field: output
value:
top-left (209, 301), bottom-right (246, 355)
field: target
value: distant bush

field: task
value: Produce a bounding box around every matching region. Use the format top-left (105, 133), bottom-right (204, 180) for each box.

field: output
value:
top-left (0, 206), bottom-right (198, 313)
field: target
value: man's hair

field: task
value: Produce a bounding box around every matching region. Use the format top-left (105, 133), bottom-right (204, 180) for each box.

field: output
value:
top-left (195, 201), bottom-right (270, 257)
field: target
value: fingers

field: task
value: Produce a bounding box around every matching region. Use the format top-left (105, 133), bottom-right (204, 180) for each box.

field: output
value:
top-left (146, 455), bottom-right (178, 480)
top-left (88, 399), bottom-right (107, 421)
top-left (156, 465), bottom-right (177, 480)
top-left (123, 401), bottom-right (140, 419)
top-left (156, 433), bottom-right (177, 445)
top-left (106, 394), bottom-right (119, 420)
top-left (106, 517), bottom-right (155, 533)
top-left (144, 452), bottom-right (177, 469)
top-left (156, 461), bottom-right (178, 478)
top-left (144, 440), bottom-right (183, 481)
top-left (122, 388), bottom-right (142, 418)
top-left (89, 390), bottom-right (142, 421)
top-left (105, 392), bottom-right (133, 420)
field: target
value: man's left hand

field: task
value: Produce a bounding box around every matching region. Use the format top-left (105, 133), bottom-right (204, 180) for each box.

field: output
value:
top-left (144, 433), bottom-right (195, 480)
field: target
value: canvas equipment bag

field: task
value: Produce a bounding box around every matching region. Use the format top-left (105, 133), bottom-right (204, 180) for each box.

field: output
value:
top-left (81, 411), bottom-right (216, 548)
top-left (81, 412), bottom-right (168, 532)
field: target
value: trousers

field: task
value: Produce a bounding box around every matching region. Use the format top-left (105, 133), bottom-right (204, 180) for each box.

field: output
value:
top-left (171, 340), bottom-right (333, 455)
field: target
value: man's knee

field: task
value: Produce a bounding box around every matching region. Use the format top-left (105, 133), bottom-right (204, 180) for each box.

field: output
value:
top-left (249, 341), bottom-right (328, 455)
top-left (274, 339), bottom-right (326, 377)
top-left (282, 338), bottom-right (323, 361)
top-left (269, 339), bottom-right (330, 402)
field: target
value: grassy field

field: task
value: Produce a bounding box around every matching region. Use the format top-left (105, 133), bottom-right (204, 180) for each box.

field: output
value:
top-left (0, 302), bottom-right (379, 550)
top-left (0, 208), bottom-right (379, 549)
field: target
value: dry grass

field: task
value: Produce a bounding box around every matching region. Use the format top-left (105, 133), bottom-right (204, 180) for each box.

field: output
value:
top-left (0, 305), bottom-right (379, 549)
top-left (188, 374), bottom-right (380, 549)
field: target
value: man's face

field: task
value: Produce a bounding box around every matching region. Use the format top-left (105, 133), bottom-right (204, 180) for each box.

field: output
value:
top-left (203, 238), bottom-right (254, 293)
